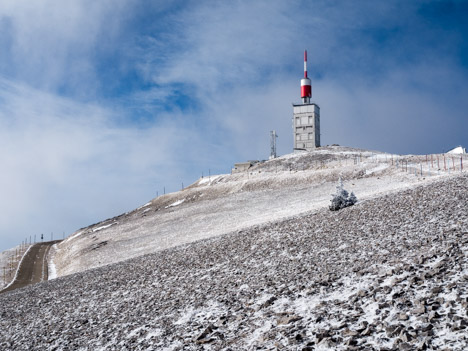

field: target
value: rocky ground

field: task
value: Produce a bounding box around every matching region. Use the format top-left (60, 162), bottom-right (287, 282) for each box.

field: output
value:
top-left (0, 174), bottom-right (466, 350)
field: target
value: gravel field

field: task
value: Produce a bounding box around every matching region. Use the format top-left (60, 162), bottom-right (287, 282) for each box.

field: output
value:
top-left (0, 174), bottom-right (466, 350)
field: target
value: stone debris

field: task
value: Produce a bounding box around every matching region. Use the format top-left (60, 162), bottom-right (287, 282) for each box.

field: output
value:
top-left (0, 175), bottom-right (467, 350)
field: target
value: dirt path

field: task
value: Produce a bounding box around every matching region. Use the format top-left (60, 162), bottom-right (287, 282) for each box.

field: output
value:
top-left (0, 241), bottom-right (61, 294)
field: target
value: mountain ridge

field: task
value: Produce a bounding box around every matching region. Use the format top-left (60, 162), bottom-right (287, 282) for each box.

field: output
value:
top-left (50, 146), bottom-right (456, 278)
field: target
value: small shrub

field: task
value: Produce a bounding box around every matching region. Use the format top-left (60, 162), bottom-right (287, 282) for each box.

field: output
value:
top-left (329, 178), bottom-right (357, 211)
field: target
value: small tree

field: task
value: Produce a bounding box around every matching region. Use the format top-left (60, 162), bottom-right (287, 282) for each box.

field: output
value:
top-left (329, 178), bottom-right (357, 211)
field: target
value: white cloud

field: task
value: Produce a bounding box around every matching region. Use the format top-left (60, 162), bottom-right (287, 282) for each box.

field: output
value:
top-left (141, 1), bottom-right (299, 91)
top-left (0, 78), bottom-right (208, 250)
top-left (315, 61), bottom-right (468, 154)
top-left (0, 0), bottom-right (130, 93)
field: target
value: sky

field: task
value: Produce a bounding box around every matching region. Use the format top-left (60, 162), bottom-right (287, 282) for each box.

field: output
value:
top-left (0, 0), bottom-right (467, 251)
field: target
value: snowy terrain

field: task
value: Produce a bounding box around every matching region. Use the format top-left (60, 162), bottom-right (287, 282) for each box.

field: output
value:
top-left (50, 146), bottom-right (460, 278)
top-left (47, 244), bottom-right (59, 280)
top-left (0, 174), bottom-right (466, 350)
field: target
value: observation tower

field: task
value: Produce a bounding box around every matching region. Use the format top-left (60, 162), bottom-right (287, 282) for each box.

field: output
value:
top-left (293, 50), bottom-right (320, 151)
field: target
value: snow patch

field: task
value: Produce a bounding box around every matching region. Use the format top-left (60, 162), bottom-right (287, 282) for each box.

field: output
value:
top-left (246, 320), bottom-right (273, 347)
top-left (165, 199), bottom-right (185, 208)
top-left (174, 306), bottom-right (195, 325)
top-left (137, 202), bottom-right (152, 210)
top-left (174, 301), bottom-right (226, 326)
top-left (93, 222), bottom-right (117, 232)
top-left (65, 231), bottom-right (83, 242)
top-left (198, 175), bottom-right (223, 185)
top-left (48, 244), bottom-right (58, 280)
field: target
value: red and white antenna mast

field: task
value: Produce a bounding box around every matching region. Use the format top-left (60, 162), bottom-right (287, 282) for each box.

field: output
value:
top-left (301, 50), bottom-right (312, 104)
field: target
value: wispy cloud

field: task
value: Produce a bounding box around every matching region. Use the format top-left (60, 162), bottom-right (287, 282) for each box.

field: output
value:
top-left (0, 78), bottom-right (209, 249)
top-left (0, 1), bottom-right (131, 95)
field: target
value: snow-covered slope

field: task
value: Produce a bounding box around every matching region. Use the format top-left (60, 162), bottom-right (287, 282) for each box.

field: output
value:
top-left (0, 245), bottom-right (31, 291)
top-left (1, 174), bottom-right (467, 350)
top-left (51, 146), bottom-right (458, 277)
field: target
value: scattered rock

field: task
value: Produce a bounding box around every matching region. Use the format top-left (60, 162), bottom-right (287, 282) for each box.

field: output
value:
top-left (411, 305), bottom-right (425, 315)
top-left (398, 313), bottom-right (409, 321)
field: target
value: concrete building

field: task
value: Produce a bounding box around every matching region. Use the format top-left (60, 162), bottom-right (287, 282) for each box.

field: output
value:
top-left (293, 50), bottom-right (320, 151)
top-left (293, 103), bottom-right (320, 150)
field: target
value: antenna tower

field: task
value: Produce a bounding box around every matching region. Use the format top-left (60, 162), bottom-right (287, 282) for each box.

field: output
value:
top-left (270, 130), bottom-right (278, 159)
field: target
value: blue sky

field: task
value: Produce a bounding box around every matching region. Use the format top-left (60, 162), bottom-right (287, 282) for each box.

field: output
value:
top-left (0, 0), bottom-right (467, 251)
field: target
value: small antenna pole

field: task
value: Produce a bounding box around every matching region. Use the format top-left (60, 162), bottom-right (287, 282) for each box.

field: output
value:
top-left (270, 130), bottom-right (278, 159)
